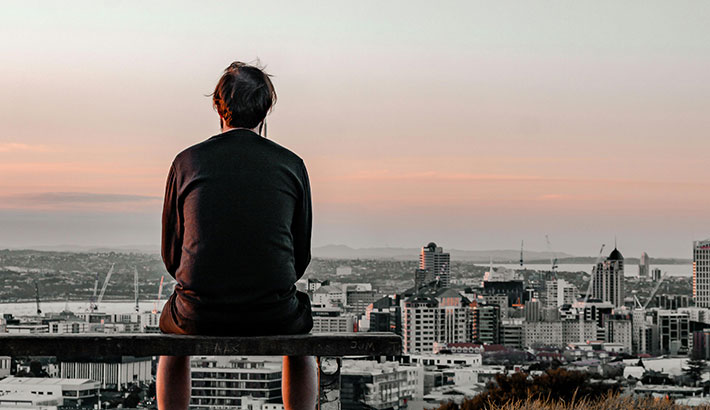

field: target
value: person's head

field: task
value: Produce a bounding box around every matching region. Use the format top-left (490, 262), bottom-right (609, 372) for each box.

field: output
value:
top-left (212, 61), bottom-right (277, 132)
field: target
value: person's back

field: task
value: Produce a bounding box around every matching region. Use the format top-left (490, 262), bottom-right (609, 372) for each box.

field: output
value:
top-left (161, 128), bottom-right (312, 335)
top-left (156, 61), bottom-right (318, 410)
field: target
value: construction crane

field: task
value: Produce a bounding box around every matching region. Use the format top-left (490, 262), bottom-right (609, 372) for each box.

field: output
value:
top-left (633, 294), bottom-right (643, 309)
top-left (152, 275), bottom-right (165, 314)
top-left (545, 235), bottom-right (559, 272)
top-left (94, 263), bottom-right (115, 311)
top-left (33, 280), bottom-right (42, 315)
top-left (134, 267), bottom-right (140, 313)
top-left (89, 272), bottom-right (100, 311)
top-left (579, 244), bottom-right (606, 344)
top-left (642, 272), bottom-right (668, 310)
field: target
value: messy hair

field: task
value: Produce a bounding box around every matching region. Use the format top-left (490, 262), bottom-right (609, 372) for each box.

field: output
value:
top-left (212, 61), bottom-right (277, 129)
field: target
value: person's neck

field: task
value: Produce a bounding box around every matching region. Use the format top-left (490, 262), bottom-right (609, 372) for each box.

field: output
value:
top-left (222, 126), bottom-right (256, 133)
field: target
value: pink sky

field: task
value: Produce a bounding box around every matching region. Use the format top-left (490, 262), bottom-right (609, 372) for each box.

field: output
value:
top-left (0, 1), bottom-right (708, 257)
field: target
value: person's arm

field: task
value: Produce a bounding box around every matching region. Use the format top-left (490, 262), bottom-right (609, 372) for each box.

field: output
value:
top-left (293, 160), bottom-right (312, 280)
top-left (161, 163), bottom-right (181, 279)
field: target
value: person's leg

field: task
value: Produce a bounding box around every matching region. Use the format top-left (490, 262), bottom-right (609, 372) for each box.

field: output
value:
top-left (282, 355), bottom-right (318, 410)
top-left (157, 355), bottom-right (191, 410)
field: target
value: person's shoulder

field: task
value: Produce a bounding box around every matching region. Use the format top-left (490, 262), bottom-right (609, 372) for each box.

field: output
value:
top-left (170, 136), bottom-right (218, 169)
top-left (170, 130), bottom-right (306, 171)
top-left (259, 136), bottom-right (306, 166)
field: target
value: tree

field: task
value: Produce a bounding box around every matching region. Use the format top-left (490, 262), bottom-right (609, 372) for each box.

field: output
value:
top-left (683, 351), bottom-right (707, 386)
top-left (434, 368), bottom-right (619, 410)
top-left (29, 360), bottom-right (49, 377)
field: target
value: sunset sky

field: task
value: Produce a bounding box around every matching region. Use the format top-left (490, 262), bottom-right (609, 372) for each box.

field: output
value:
top-left (1, 1), bottom-right (708, 257)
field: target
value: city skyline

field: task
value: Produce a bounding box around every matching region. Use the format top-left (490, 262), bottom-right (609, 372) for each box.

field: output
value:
top-left (1, 1), bottom-right (709, 257)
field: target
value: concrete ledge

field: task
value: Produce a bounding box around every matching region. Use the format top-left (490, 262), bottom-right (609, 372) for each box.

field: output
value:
top-left (0, 332), bottom-right (402, 357)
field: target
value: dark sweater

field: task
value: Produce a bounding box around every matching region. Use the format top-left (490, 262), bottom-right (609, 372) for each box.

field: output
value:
top-left (161, 128), bottom-right (312, 325)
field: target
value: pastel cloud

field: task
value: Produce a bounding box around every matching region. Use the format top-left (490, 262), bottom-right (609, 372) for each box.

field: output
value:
top-left (0, 192), bottom-right (161, 212)
top-left (0, 143), bottom-right (52, 153)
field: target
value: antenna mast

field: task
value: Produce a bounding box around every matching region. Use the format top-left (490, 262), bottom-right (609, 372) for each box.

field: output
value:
top-left (34, 280), bottom-right (42, 315)
top-left (134, 267), bottom-right (140, 313)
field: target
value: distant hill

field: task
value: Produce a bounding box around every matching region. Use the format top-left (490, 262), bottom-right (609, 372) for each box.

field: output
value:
top-left (5, 244), bottom-right (160, 254)
top-left (312, 244), bottom-right (575, 263)
top-left (4, 244), bottom-right (691, 264)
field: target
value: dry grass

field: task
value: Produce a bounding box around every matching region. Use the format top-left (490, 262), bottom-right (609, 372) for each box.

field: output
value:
top-left (477, 394), bottom-right (709, 410)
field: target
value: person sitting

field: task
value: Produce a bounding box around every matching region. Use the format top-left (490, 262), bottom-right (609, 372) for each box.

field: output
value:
top-left (156, 61), bottom-right (317, 410)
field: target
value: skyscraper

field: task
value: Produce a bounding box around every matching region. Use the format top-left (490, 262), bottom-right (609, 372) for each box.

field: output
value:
top-left (419, 242), bottom-right (451, 287)
top-left (639, 252), bottom-right (650, 278)
top-left (592, 247), bottom-right (625, 308)
top-left (693, 239), bottom-right (710, 307)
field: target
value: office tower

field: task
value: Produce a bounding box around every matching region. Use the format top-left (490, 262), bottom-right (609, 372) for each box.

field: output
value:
top-left (472, 303), bottom-right (501, 345)
top-left (693, 240), bottom-right (710, 307)
top-left (652, 268), bottom-right (662, 282)
top-left (420, 242), bottom-right (451, 287)
top-left (639, 252), bottom-right (650, 278)
top-left (658, 311), bottom-right (690, 355)
top-left (592, 247), bottom-right (625, 307)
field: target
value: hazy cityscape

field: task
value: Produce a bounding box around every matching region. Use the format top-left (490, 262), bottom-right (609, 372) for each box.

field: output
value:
top-left (0, 239), bottom-right (707, 409)
top-left (2, 1), bottom-right (709, 409)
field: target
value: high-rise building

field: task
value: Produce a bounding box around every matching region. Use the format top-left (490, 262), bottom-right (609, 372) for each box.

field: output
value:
top-left (420, 242), bottom-right (451, 288)
top-left (501, 321), bottom-right (524, 349)
top-left (545, 279), bottom-right (578, 308)
top-left (657, 311), bottom-right (690, 355)
top-left (366, 295), bottom-right (402, 335)
top-left (605, 313), bottom-right (633, 353)
top-left (592, 247), bottom-right (625, 307)
top-left (401, 287), bottom-right (471, 354)
top-left (471, 303), bottom-right (501, 345)
top-left (482, 267), bottom-right (525, 307)
top-left (652, 268), bottom-right (662, 282)
top-left (693, 239), bottom-right (710, 307)
top-left (639, 252), bottom-right (650, 278)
